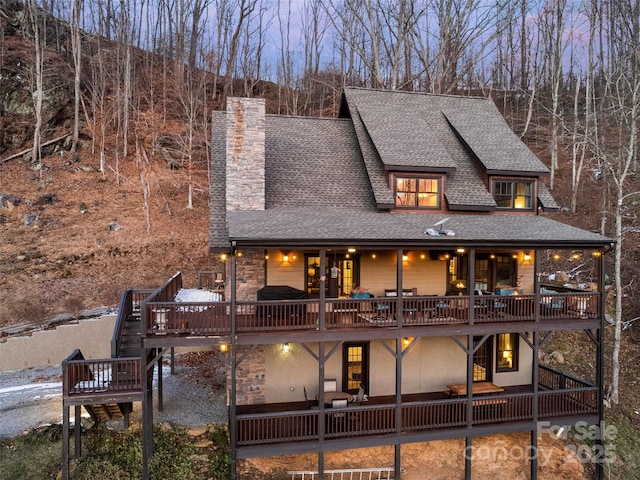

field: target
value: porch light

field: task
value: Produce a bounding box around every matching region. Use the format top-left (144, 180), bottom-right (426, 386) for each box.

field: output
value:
top-left (219, 343), bottom-right (228, 353)
top-left (572, 253), bottom-right (581, 260)
top-left (456, 248), bottom-right (465, 254)
top-left (402, 255), bottom-right (409, 262)
top-left (402, 337), bottom-right (411, 346)
top-left (282, 252), bottom-right (290, 262)
top-left (282, 343), bottom-right (290, 353)
top-left (220, 253), bottom-right (227, 261)
top-left (523, 253), bottom-right (531, 262)
top-left (592, 251), bottom-right (602, 257)
top-left (348, 248), bottom-right (356, 253)
top-left (236, 251), bottom-right (243, 257)
top-left (553, 254), bottom-right (561, 261)
top-left (420, 253), bottom-right (426, 260)
top-left (371, 253), bottom-right (376, 259)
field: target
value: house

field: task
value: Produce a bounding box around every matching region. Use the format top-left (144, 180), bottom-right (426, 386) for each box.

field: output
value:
top-left (61, 88), bottom-right (612, 480)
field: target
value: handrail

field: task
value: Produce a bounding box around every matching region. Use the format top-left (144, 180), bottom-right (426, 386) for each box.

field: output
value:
top-left (62, 355), bottom-right (143, 397)
top-left (112, 288), bottom-right (156, 357)
top-left (140, 291), bottom-right (601, 337)
top-left (235, 388), bottom-right (598, 446)
top-left (538, 364), bottom-right (596, 390)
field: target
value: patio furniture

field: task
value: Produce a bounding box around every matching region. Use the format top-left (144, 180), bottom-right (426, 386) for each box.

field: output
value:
top-left (324, 378), bottom-right (337, 392)
top-left (447, 381), bottom-right (504, 397)
top-left (318, 391), bottom-right (353, 405)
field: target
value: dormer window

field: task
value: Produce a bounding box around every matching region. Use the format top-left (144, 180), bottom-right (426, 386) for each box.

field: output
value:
top-left (394, 175), bottom-right (441, 209)
top-left (492, 179), bottom-right (534, 210)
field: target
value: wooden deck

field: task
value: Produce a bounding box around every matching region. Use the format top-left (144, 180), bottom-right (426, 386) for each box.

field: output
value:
top-left (141, 292), bottom-right (601, 338)
top-left (234, 385), bottom-right (598, 448)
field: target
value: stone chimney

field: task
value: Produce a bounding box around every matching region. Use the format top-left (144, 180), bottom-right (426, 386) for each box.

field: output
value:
top-left (226, 97), bottom-right (265, 211)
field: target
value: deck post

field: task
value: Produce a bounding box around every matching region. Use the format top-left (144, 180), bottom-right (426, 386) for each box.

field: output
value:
top-left (464, 436), bottom-right (472, 480)
top-left (530, 429), bottom-right (538, 480)
top-left (62, 404), bottom-right (69, 480)
top-left (468, 250), bottom-right (475, 324)
top-left (142, 346), bottom-right (154, 480)
top-left (74, 405), bottom-right (82, 458)
top-left (230, 247), bottom-right (238, 480)
top-left (318, 339), bottom-right (325, 477)
top-left (157, 354), bottom-right (163, 412)
top-left (395, 336), bottom-right (402, 479)
top-left (595, 250), bottom-right (606, 480)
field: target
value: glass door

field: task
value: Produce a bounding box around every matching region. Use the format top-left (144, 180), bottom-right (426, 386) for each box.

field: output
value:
top-left (473, 336), bottom-right (492, 382)
top-left (305, 254), bottom-right (359, 298)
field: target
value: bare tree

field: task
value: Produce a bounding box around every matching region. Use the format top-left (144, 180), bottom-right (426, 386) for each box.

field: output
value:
top-left (70, 0), bottom-right (82, 155)
top-left (25, 0), bottom-right (44, 174)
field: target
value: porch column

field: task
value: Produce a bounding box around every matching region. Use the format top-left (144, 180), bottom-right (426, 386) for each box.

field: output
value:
top-left (395, 336), bottom-right (402, 479)
top-left (595, 250), bottom-right (606, 480)
top-left (534, 249), bottom-right (541, 323)
top-left (531, 331), bottom-right (539, 480)
top-left (468, 249), bottom-right (475, 324)
top-left (319, 250), bottom-right (326, 331)
top-left (318, 340), bottom-right (326, 477)
top-left (230, 247), bottom-right (238, 480)
top-left (62, 404), bottom-right (69, 480)
top-left (318, 249), bottom-right (327, 478)
top-left (141, 346), bottom-right (153, 480)
top-left (396, 249), bottom-right (404, 323)
top-left (464, 436), bottom-right (472, 480)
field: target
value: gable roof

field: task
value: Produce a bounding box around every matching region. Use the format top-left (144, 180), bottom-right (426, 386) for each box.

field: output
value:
top-left (341, 88), bottom-right (554, 211)
top-left (209, 90), bottom-right (610, 251)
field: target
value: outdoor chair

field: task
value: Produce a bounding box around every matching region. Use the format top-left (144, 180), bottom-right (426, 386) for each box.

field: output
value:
top-left (324, 378), bottom-right (337, 392)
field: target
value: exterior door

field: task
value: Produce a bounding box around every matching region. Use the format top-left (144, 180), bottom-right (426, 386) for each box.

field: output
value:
top-left (305, 254), bottom-right (360, 298)
top-left (342, 342), bottom-right (369, 395)
top-left (473, 336), bottom-right (493, 382)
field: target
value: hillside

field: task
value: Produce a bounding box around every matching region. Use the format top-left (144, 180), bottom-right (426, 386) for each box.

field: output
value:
top-left (0, 8), bottom-right (214, 327)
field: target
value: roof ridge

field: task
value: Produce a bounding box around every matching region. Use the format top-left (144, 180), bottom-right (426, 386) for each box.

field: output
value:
top-left (344, 86), bottom-right (489, 101)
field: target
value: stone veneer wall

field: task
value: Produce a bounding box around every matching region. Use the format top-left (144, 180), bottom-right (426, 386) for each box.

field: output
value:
top-left (229, 248), bottom-right (267, 404)
top-left (232, 345), bottom-right (266, 405)
top-left (225, 97), bottom-right (265, 211)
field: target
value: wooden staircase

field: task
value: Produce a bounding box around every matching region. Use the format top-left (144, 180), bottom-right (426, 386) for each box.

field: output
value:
top-left (84, 402), bottom-right (133, 424)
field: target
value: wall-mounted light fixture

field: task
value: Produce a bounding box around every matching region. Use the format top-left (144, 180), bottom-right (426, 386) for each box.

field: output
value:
top-left (592, 251), bottom-right (602, 257)
top-left (221, 253), bottom-right (227, 261)
top-left (371, 253), bottom-right (377, 259)
top-left (402, 255), bottom-right (409, 262)
top-left (402, 337), bottom-right (411, 346)
top-left (348, 248), bottom-right (356, 253)
top-left (456, 248), bottom-right (465, 254)
top-left (219, 343), bottom-right (228, 353)
top-left (282, 252), bottom-right (290, 262)
top-left (523, 253), bottom-right (531, 262)
top-left (282, 343), bottom-right (290, 353)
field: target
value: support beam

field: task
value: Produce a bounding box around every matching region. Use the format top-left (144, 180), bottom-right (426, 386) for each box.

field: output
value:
top-left (465, 436), bottom-right (472, 480)
top-left (530, 429), bottom-right (538, 480)
top-left (62, 405), bottom-right (69, 480)
top-left (230, 247), bottom-right (238, 480)
top-left (74, 405), bottom-right (82, 457)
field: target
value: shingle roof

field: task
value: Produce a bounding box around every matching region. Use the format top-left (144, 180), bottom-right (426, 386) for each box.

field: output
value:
top-left (209, 90), bottom-right (611, 251)
top-left (226, 208), bottom-right (610, 248)
top-left (265, 115), bottom-right (375, 209)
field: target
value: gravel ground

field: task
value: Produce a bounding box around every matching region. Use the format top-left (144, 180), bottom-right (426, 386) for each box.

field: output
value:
top-left (0, 352), bottom-right (228, 439)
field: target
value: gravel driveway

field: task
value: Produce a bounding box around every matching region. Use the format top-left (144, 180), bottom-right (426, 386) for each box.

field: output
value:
top-left (0, 353), bottom-right (228, 439)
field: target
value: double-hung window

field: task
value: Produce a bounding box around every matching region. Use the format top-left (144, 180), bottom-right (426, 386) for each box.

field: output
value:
top-left (493, 179), bottom-right (534, 210)
top-left (496, 333), bottom-right (519, 372)
top-left (395, 175), bottom-right (440, 209)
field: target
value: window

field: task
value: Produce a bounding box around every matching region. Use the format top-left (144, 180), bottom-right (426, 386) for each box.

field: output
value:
top-left (395, 176), bottom-right (440, 209)
top-left (496, 333), bottom-right (519, 372)
top-left (493, 180), bottom-right (534, 210)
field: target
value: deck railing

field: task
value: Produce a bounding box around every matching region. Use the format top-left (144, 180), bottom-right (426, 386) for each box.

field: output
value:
top-left (112, 288), bottom-right (155, 357)
top-left (235, 388), bottom-right (598, 447)
top-left (62, 350), bottom-right (142, 397)
top-left (140, 291), bottom-right (601, 336)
